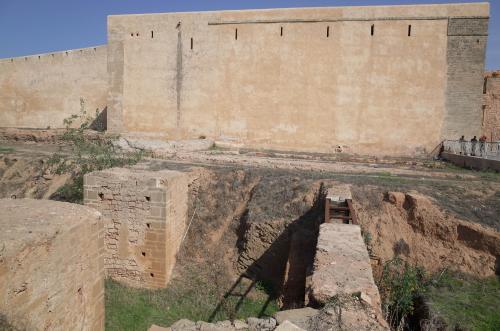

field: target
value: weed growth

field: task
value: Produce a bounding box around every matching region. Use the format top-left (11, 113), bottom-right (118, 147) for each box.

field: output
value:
top-left (48, 99), bottom-right (143, 203)
top-left (379, 258), bottom-right (426, 330)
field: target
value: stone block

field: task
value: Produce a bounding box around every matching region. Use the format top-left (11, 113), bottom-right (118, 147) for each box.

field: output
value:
top-left (0, 199), bottom-right (104, 331)
top-left (83, 168), bottom-right (188, 288)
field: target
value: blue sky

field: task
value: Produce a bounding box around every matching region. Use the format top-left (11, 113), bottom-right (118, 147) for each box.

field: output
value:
top-left (0, 0), bottom-right (498, 69)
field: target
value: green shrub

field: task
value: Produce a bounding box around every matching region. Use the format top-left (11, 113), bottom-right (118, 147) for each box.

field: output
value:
top-left (379, 257), bottom-right (426, 330)
top-left (49, 98), bottom-right (144, 203)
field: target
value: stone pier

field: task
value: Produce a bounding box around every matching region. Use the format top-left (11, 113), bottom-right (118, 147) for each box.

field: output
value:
top-left (84, 168), bottom-right (188, 288)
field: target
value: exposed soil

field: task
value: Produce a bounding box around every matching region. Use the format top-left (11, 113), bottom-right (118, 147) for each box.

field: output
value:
top-left (173, 167), bottom-right (325, 310)
top-left (354, 190), bottom-right (500, 278)
top-left (2, 141), bottom-right (499, 330)
top-left (0, 153), bottom-right (70, 200)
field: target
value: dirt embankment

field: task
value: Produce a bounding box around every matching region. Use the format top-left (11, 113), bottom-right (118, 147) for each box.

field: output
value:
top-left (354, 189), bottom-right (500, 277)
top-left (0, 154), bottom-right (70, 200)
top-left (173, 167), bottom-right (325, 307)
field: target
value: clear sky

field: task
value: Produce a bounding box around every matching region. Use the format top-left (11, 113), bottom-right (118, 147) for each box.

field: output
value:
top-left (0, 0), bottom-right (498, 69)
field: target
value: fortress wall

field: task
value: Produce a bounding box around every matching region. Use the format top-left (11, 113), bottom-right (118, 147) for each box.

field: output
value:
top-left (0, 199), bottom-right (104, 331)
top-left (107, 3), bottom-right (489, 155)
top-left (0, 46), bottom-right (107, 129)
top-left (444, 18), bottom-right (489, 140)
top-left (482, 72), bottom-right (500, 141)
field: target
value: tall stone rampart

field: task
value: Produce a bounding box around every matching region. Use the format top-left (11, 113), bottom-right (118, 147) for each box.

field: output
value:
top-left (483, 71), bottom-right (500, 141)
top-left (0, 46), bottom-right (107, 129)
top-left (107, 3), bottom-right (489, 155)
top-left (0, 3), bottom-right (491, 156)
top-left (0, 199), bottom-right (105, 331)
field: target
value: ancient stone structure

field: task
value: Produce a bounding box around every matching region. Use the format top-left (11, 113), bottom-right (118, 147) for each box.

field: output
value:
top-left (83, 168), bottom-right (188, 288)
top-left (482, 71), bottom-right (500, 141)
top-left (0, 3), bottom-right (491, 156)
top-left (309, 223), bottom-right (385, 324)
top-left (0, 199), bottom-right (104, 331)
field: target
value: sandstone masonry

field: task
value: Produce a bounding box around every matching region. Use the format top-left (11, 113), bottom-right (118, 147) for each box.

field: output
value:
top-left (84, 168), bottom-right (188, 288)
top-left (0, 3), bottom-right (491, 156)
top-left (482, 71), bottom-right (500, 141)
top-left (0, 199), bottom-right (105, 331)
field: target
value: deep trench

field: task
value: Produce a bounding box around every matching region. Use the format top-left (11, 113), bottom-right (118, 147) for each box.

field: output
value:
top-left (176, 168), bottom-right (327, 315)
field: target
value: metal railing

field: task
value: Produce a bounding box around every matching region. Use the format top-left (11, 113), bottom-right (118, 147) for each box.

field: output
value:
top-left (443, 140), bottom-right (500, 160)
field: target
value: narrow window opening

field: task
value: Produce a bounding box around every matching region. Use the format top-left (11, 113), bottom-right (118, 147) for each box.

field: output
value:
top-left (482, 105), bottom-right (486, 126)
top-left (408, 25), bottom-right (412, 36)
top-left (145, 196), bottom-right (151, 202)
top-left (235, 28), bottom-right (238, 40)
top-left (327, 26), bottom-right (330, 38)
top-left (151, 31), bottom-right (154, 38)
top-left (146, 223), bottom-right (151, 229)
top-left (142, 252), bottom-right (146, 257)
top-left (136, 32), bottom-right (139, 37)
top-left (191, 37), bottom-right (193, 50)
top-left (98, 193), bottom-right (104, 200)
top-left (371, 24), bottom-right (375, 36)
top-left (150, 273), bottom-right (155, 278)
top-left (280, 26), bottom-right (283, 37)
top-left (131, 33), bottom-right (134, 37)
top-left (483, 77), bottom-right (488, 94)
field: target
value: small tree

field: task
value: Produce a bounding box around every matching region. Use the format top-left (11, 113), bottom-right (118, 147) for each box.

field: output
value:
top-left (379, 257), bottom-right (426, 330)
top-left (49, 98), bottom-right (144, 203)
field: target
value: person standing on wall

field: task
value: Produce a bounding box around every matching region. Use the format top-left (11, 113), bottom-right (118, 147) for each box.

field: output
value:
top-left (470, 136), bottom-right (478, 156)
top-left (459, 136), bottom-right (466, 155)
top-left (479, 135), bottom-right (487, 157)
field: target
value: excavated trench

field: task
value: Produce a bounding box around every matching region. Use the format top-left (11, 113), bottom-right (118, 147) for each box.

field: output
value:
top-left (1, 152), bottom-right (499, 329)
top-left (172, 166), bottom-right (500, 328)
top-left (174, 167), bottom-right (326, 311)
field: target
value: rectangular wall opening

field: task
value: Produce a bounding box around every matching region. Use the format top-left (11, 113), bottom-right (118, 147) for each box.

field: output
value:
top-left (280, 26), bottom-right (283, 37)
top-left (191, 37), bottom-right (193, 50)
top-left (408, 25), bottom-right (412, 36)
top-left (371, 24), bottom-right (375, 36)
top-left (235, 28), bottom-right (238, 40)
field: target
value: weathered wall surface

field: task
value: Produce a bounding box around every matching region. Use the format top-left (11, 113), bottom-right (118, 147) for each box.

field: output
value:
top-left (0, 46), bottom-right (107, 129)
top-left (482, 71), bottom-right (500, 141)
top-left (84, 168), bottom-right (188, 288)
top-left (444, 17), bottom-right (489, 139)
top-left (107, 3), bottom-right (489, 155)
top-left (0, 199), bottom-right (104, 331)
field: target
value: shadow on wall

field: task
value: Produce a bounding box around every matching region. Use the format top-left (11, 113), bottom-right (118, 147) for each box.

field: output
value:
top-left (207, 184), bottom-right (325, 321)
top-left (89, 107), bottom-right (107, 132)
top-left (0, 313), bottom-right (25, 331)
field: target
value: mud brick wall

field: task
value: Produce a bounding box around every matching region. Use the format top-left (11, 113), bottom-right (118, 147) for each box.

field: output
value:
top-left (84, 168), bottom-right (188, 288)
top-left (483, 72), bottom-right (500, 141)
top-left (0, 199), bottom-right (104, 331)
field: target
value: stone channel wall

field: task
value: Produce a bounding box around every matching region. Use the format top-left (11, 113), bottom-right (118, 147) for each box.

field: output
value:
top-left (83, 168), bottom-right (188, 288)
top-left (0, 199), bottom-right (105, 331)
